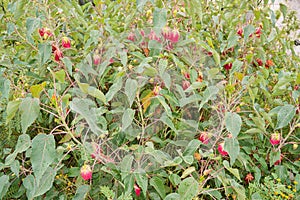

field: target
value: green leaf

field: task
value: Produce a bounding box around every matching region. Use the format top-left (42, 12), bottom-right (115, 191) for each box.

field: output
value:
top-left (125, 78), bottom-right (138, 107)
top-left (70, 98), bottom-right (104, 135)
top-left (150, 177), bottom-right (166, 199)
top-left (30, 82), bottom-right (46, 98)
top-left (153, 8), bottom-right (167, 29)
top-left (38, 43), bottom-right (52, 65)
top-left (73, 185), bottom-right (90, 200)
top-left (135, 173), bottom-right (148, 197)
top-left (181, 167), bottom-right (195, 179)
top-left (106, 77), bottom-right (123, 102)
top-left (122, 108), bottom-right (135, 131)
top-left (120, 155), bottom-right (134, 174)
top-left (30, 134), bottom-right (56, 183)
top-left (10, 160), bottom-right (20, 177)
top-left (223, 160), bottom-right (241, 181)
top-left (164, 193), bottom-right (181, 200)
top-left (23, 175), bottom-right (35, 200)
top-left (0, 175), bottom-right (10, 199)
top-left (224, 138), bottom-right (240, 166)
top-left (160, 113), bottom-right (177, 135)
top-left (225, 112), bottom-right (242, 138)
top-left (276, 105), bottom-right (295, 129)
top-left (243, 24), bottom-right (255, 41)
top-left (6, 99), bottom-right (21, 124)
top-left (157, 96), bottom-right (172, 117)
top-left (15, 134), bottom-right (31, 153)
top-left (169, 174), bottom-right (181, 187)
top-left (212, 50), bottom-right (220, 67)
top-left (87, 86), bottom-right (106, 104)
top-left (199, 86), bottom-right (219, 110)
top-left (178, 177), bottom-right (198, 200)
top-left (54, 69), bottom-right (65, 83)
top-left (270, 150), bottom-right (281, 166)
top-left (35, 167), bottom-right (56, 197)
top-left (183, 139), bottom-right (201, 156)
top-left (19, 97), bottom-right (40, 134)
top-left (279, 3), bottom-right (288, 18)
top-left (136, 0), bottom-right (149, 12)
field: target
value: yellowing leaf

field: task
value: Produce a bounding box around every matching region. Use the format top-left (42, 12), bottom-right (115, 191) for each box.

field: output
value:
top-left (141, 91), bottom-right (154, 113)
top-left (234, 72), bottom-right (244, 81)
top-left (30, 82), bottom-right (46, 98)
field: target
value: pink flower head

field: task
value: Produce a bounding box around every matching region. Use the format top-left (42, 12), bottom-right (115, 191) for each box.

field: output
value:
top-left (149, 30), bottom-right (161, 42)
top-left (93, 54), bottom-right (101, 65)
top-left (162, 27), bottom-right (171, 40)
top-left (153, 85), bottom-right (161, 96)
top-left (237, 27), bottom-right (243, 37)
top-left (223, 63), bottom-right (232, 71)
top-left (270, 133), bottom-right (280, 145)
top-left (182, 80), bottom-right (190, 90)
top-left (169, 29), bottom-right (180, 43)
top-left (199, 132), bottom-right (209, 144)
top-left (140, 29), bottom-right (145, 37)
top-left (218, 143), bottom-right (228, 156)
top-left (80, 164), bottom-right (92, 181)
top-left (127, 32), bottom-right (135, 42)
top-left (54, 49), bottom-right (63, 61)
top-left (62, 37), bottom-right (71, 48)
top-left (134, 184), bottom-right (141, 197)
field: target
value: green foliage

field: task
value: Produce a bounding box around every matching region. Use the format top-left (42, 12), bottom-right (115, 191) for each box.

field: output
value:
top-left (0, 0), bottom-right (300, 199)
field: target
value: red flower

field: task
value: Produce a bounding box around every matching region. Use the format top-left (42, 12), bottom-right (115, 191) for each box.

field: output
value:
top-left (80, 164), bottom-right (92, 181)
top-left (54, 49), bottom-right (63, 61)
top-left (93, 54), bottom-right (101, 65)
top-left (274, 154), bottom-right (283, 165)
top-left (127, 32), bottom-right (135, 42)
top-left (254, 58), bottom-right (263, 67)
top-left (153, 85), bottom-right (161, 96)
top-left (38, 28), bottom-right (52, 39)
top-left (223, 63), bottom-right (232, 71)
top-left (218, 143), bottom-right (228, 156)
top-left (62, 37), bottom-right (71, 48)
top-left (199, 132), bottom-right (209, 144)
top-left (184, 72), bottom-right (190, 79)
top-left (52, 44), bottom-right (58, 53)
top-left (245, 173), bottom-right (254, 184)
top-left (255, 27), bottom-right (262, 38)
top-left (237, 27), bottom-right (243, 37)
top-left (270, 133), bottom-right (280, 145)
top-left (134, 184), bottom-right (141, 197)
top-left (182, 80), bottom-right (190, 90)
top-left (265, 59), bottom-right (274, 69)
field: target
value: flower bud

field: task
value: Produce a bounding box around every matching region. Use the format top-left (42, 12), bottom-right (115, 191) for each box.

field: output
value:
top-left (62, 37), bottom-right (71, 48)
top-left (134, 184), bottom-right (141, 197)
top-left (153, 85), bottom-right (161, 96)
top-left (54, 49), bottom-right (63, 61)
top-left (199, 132), bottom-right (209, 144)
top-left (270, 133), bottom-right (280, 145)
top-left (237, 27), bottom-right (243, 37)
top-left (80, 164), bottom-right (92, 181)
top-left (182, 80), bottom-right (190, 90)
top-left (93, 54), bottom-right (101, 65)
top-left (223, 63), bottom-right (232, 71)
top-left (218, 142), bottom-right (228, 156)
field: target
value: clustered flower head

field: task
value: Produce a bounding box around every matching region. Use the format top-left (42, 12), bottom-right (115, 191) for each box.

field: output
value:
top-left (270, 133), bottom-right (281, 145)
top-left (80, 164), bottom-right (92, 181)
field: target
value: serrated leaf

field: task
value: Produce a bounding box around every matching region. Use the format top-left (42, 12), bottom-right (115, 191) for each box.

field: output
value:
top-left (19, 97), bottom-right (40, 134)
top-left (150, 177), bottom-right (166, 199)
top-left (122, 108), bottom-right (135, 131)
top-left (178, 177), bottom-right (198, 200)
top-left (224, 138), bottom-right (240, 166)
top-left (225, 112), bottom-right (242, 138)
top-left (276, 105), bottom-right (295, 129)
top-left (30, 134), bottom-right (56, 183)
top-left (125, 78), bottom-right (138, 107)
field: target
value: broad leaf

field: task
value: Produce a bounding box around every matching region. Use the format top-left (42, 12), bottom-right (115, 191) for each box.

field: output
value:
top-left (35, 167), bottom-right (56, 197)
top-left (276, 105), bottom-right (295, 129)
top-left (15, 134), bottom-right (31, 153)
top-left (183, 139), bottom-right (201, 156)
top-left (199, 86), bottom-right (219, 110)
top-left (153, 8), bottom-right (167, 29)
top-left (223, 160), bottom-right (241, 181)
top-left (106, 77), bottom-right (123, 102)
top-left (224, 138), bottom-right (240, 166)
top-left (0, 175), bottom-right (10, 199)
top-left (6, 99), bottom-right (21, 124)
top-left (225, 112), bottom-right (242, 138)
top-left (135, 172), bottom-right (148, 197)
top-left (38, 43), bottom-right (52, 65)
top-left (30, 82), bottom-right (46, 98)
top-left (150, 177), bottom-right (166, 199)
top-left (164, 193), bottom-right (181, 200)
top-left (73, 185), bottom-right (90, 200)
top-left (122, 108), bottom-right (135, 131)
top-left (30, 134), bottom-right (56, 183)
top-left (178, 177), bottom-right (198, 200)
top-left (125, 78), bottom-right (138, 107)
top-left (19, 97), bottom-right (40, 134)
